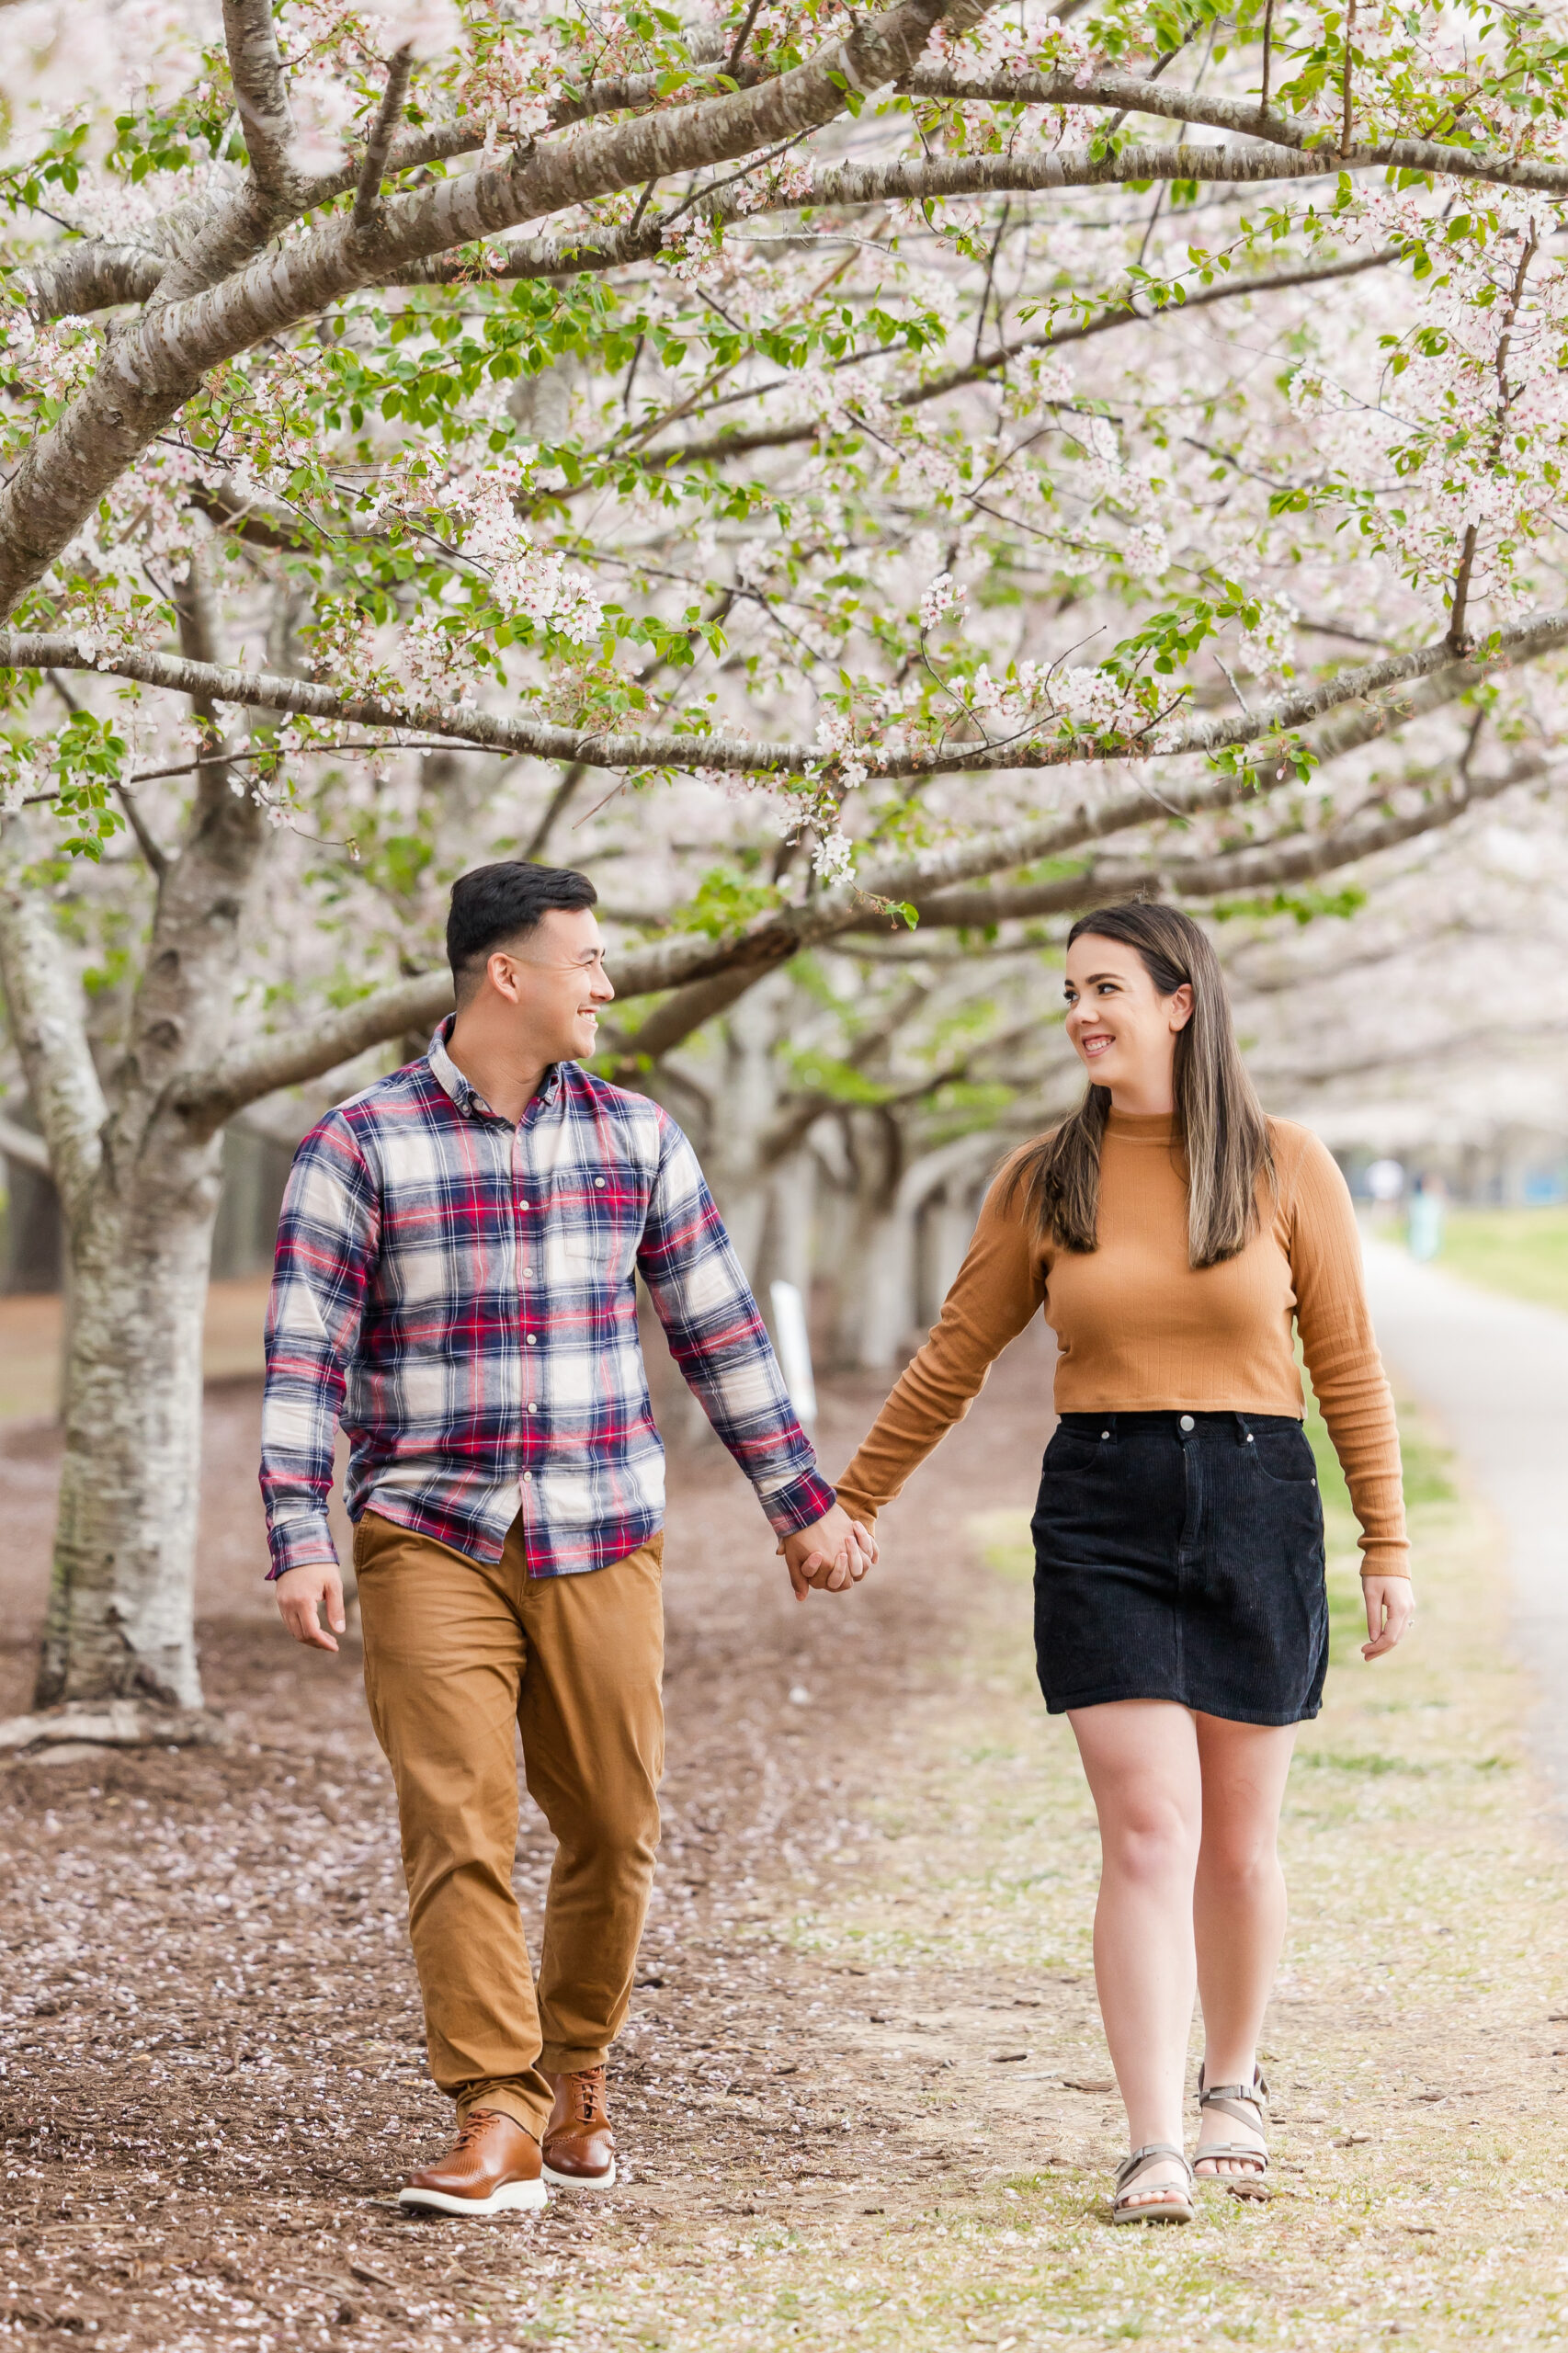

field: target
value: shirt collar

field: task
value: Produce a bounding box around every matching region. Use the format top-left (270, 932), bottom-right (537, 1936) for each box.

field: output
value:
top-left (426, 1017), bottom-right (566, 1120)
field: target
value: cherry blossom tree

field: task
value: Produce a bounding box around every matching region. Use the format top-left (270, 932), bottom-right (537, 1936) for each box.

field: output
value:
top-left (2, 0), bottom-right (1567, 1737)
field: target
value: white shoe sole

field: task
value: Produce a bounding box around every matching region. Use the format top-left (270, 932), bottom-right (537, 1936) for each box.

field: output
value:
top-left (397, 2179), bottom-right (548, 2217)
top-left (542, 2159), bottom-right (618, 2191)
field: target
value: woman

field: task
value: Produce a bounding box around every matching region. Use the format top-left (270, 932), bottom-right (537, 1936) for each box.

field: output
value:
top-left (835, 903), bottom-right (1413, 2223)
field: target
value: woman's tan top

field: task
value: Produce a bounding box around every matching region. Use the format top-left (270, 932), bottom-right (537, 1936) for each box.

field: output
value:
top-left (836, 1111), bottom-right (1408, 1577)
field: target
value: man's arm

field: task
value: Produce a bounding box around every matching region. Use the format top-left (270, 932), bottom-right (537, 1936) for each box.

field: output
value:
top-left (260, 1113), bottom-right (380, 1649)
top-left (636, 1119), bottom-right (872, 1595)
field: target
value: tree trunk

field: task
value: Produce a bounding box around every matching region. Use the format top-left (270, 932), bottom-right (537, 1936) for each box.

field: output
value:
top-left (0, 558), bottom-right (271, 1729)
top-left (848, 1133), bottom-right (1002, 1370)
top-left (38, 1143), bottom-right (222, 1708)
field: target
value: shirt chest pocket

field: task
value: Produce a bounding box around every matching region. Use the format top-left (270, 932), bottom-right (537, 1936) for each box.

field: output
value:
top-left (557, 1227), bottom-right (638, 1290)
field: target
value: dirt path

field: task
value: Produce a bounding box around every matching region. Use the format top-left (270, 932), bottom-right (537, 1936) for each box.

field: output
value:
top-left (1, 1331), bottom-right (1065, 2346)
top-left (5, 1334), bottom-right (1568, 2350)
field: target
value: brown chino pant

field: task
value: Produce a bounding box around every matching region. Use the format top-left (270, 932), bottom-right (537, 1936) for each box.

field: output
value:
top-left (354, 1509), bottom-right (665, 2144)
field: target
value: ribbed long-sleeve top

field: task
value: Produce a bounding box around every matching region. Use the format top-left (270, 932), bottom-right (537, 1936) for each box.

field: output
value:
top-left (835, 1110), bottom-right (1408, 1578)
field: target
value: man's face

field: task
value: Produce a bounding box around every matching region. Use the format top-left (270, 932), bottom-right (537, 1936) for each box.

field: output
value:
top-left (488, 907), bottom-right (615, 1063)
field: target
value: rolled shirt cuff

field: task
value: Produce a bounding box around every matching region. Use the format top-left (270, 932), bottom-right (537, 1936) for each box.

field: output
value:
top-left (267, 1510), bottom-right (342, 1581)
top-left (761, 1469), bottom-right (838, 1539)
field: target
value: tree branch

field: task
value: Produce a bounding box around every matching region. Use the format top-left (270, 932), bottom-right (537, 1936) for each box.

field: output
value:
top-left (0, 1106), bottom-right (50, 1176)
top-left (395, 137), bottom-right (1342, 302)
top-left (222, 0), bottom-right (297, 200)
top-left (903, 66), bottom-right (1568, 197)
top-left (354, 45), bottom-right (416, 231)
top-left (0, 856), bottom-right (107, 1218)
top-left (22, 243), bottom-right (166, 323)
top-left (606, 964), bottom-right (778, 1072)
top-left (903, 750), bottom-right (1556, 926)
top-left (8, 606), bottom-right (1566, 792)
top-left (635, 246), bottom-right (1398, 472)
top-left (0, 0), bottom-right (955, 617)
top-left (164, 643), bottom-right (1526, 1124)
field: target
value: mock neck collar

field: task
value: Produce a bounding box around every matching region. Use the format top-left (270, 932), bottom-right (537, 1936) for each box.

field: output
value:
top-left (1104, 1108), bottom-right (1176, 1145)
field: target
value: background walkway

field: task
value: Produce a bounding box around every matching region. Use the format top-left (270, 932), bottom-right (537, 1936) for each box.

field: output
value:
top-left (1364, 1235), bottom-right (1568, 1802)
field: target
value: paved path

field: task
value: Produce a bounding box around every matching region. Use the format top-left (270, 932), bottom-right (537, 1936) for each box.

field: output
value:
top-left (1362, 1237), bottom-right (1568, 1802)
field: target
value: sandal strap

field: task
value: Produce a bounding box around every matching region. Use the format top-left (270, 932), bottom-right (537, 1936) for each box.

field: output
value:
top-left (1199, 2091), bottom-right (1266, 2129)
top-left (1113, 2143), bottom-right (1194, 2195)
top-left (1194, 2142), bottom-right (1269, 2172)
top-left (1198, 2066), bottom-right (1268, 2120)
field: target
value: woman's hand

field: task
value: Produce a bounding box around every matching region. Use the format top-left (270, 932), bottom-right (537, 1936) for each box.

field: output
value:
top-left (1361, 1576), bottom-right (1415, 1661)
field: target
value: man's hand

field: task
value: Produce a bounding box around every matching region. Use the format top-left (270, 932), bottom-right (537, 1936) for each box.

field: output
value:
top-left (275, 1562), bottom-right (347, 1653)
top-left (1361, 1575), bottom-right (1415, 1661)
top-left (778, 1506), bottom-right (878, 1603)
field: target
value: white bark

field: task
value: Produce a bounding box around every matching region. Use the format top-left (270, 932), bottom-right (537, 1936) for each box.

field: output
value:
top-left (14, 601), bottom-right (1562, 791)
top-left (0, 1107), bottom-right (51, 1175)
top-left (0, 864), bottom-right (106, 1218)
top-left (902, 68), bottom-right (1568, 199)
top-left (0, 0), bottom-right (955, 616)
top-left (0, 581), bottom-right (273, 1716)
top-left (156, 631), bottom-right (1540, 1120)
top-left (699, 978), bottom-right (793, 1278)
top-left (908, 747), bottom-right (1558, 926)
top-left (767, 1148), bottom-right (817, 1302)
top-left (855, 1132), bottom-right (998, 1369)
top-left (39, 1185), bottom-right (217, 1709)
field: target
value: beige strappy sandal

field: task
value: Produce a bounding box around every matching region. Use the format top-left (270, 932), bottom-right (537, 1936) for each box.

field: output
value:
top-left (1110, 2143), bottom-right (1195, 2225)
top-left (1194, 2066), bottom-right (1270, 2200)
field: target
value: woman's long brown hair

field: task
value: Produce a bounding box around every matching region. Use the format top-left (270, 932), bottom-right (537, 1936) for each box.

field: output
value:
top-left (1012, 903), bottom-right (1273, 1268)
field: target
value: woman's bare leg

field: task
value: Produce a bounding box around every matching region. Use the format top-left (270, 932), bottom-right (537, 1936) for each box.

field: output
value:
top-left (1069, 1699), bottom-right (1203, 2208)
top-left (1190, 1713), bottom-right (1298, 2180)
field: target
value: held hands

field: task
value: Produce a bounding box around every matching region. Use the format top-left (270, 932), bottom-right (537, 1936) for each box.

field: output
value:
top-left (778, 1505), bottom-right (879, 1603)
top-left (275, 1562), bottom-right (347, 1653)
top-left (1361, 1575), bottom-right (1415, 1661)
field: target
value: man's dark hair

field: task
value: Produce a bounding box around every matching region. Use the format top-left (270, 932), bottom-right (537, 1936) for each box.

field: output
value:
top-left (447, 861), bottom-right (598, 1005)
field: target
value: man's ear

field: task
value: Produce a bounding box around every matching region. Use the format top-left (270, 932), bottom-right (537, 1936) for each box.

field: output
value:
top-left (486, 949), bottom-right (525, 1006)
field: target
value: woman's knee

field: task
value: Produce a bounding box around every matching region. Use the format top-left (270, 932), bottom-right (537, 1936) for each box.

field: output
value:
top-left (1100, 1791), bottom-right (1200, 1884)
top-left (1197, 1825), bottom-right (1282, 1892)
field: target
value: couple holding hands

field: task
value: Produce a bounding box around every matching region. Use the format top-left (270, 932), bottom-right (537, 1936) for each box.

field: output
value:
top-left (260, 861), bottom-right (1410, 2226)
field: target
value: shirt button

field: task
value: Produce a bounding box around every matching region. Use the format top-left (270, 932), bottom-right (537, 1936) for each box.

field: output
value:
top-left (519, 1200), bottom-right (528, 1210)
top-left (526, 1334), bottom-right (538, 1347)
top-left (594, 1176), bottom-right (606, 1188)
top-left (1179, 1414), bottom-right (1195, 1432)
top-left (528, 1403), bottom-right (539, 1415)
top-left (522, 1471), bottom-right (533, 1483)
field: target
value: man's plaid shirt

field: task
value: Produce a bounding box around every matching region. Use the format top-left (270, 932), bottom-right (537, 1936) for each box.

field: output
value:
top-left (260, 1022), bottom-right (835, 1579)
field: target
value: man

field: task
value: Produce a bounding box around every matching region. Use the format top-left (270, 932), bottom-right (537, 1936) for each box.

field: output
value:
top-left (261, 860), bottom-right (873, 2217)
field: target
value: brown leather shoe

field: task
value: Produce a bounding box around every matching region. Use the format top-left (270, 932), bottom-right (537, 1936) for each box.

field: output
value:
top-left (542, 2065), bottom-right (617, 2189)
top-left (398, 2106), bottom-right (547, 2216)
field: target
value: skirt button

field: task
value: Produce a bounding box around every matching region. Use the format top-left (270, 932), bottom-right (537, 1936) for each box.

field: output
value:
top-left (1178, 1414), bottom-right (1195, 1432)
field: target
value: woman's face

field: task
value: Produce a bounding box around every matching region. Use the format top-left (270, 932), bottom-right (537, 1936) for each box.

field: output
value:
top-left (1062, 932), bottom-right (1194, 1107)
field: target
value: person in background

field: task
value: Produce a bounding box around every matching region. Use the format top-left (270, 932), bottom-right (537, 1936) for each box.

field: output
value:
top-left (260, 860), bottom-right (874, 2217)
top-left (1407, 1173), bottom-right (1446, 1263)
top-left (834, 902), bottom-right (1412, 2224)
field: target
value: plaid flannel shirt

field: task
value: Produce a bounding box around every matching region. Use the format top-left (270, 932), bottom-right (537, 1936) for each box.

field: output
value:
top-left (259, 1021), bottom-right (834, 1579)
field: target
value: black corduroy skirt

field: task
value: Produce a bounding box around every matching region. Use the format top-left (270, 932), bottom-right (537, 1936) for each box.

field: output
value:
top-left (1029, 1409), bottom-right (1330, 1726)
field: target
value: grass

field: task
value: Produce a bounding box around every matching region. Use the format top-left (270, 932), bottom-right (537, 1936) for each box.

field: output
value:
top-left (1426, 1205), bottom-right (1568, 1317)
top-left (542, 1397), bottom-right (1568, 2350)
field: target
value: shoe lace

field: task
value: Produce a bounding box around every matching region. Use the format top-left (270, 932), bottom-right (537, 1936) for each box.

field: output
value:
top-left (575, 2067), bottom-right (606, 2124)
top-left (454, 2108), bottom-right (500, 2152)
